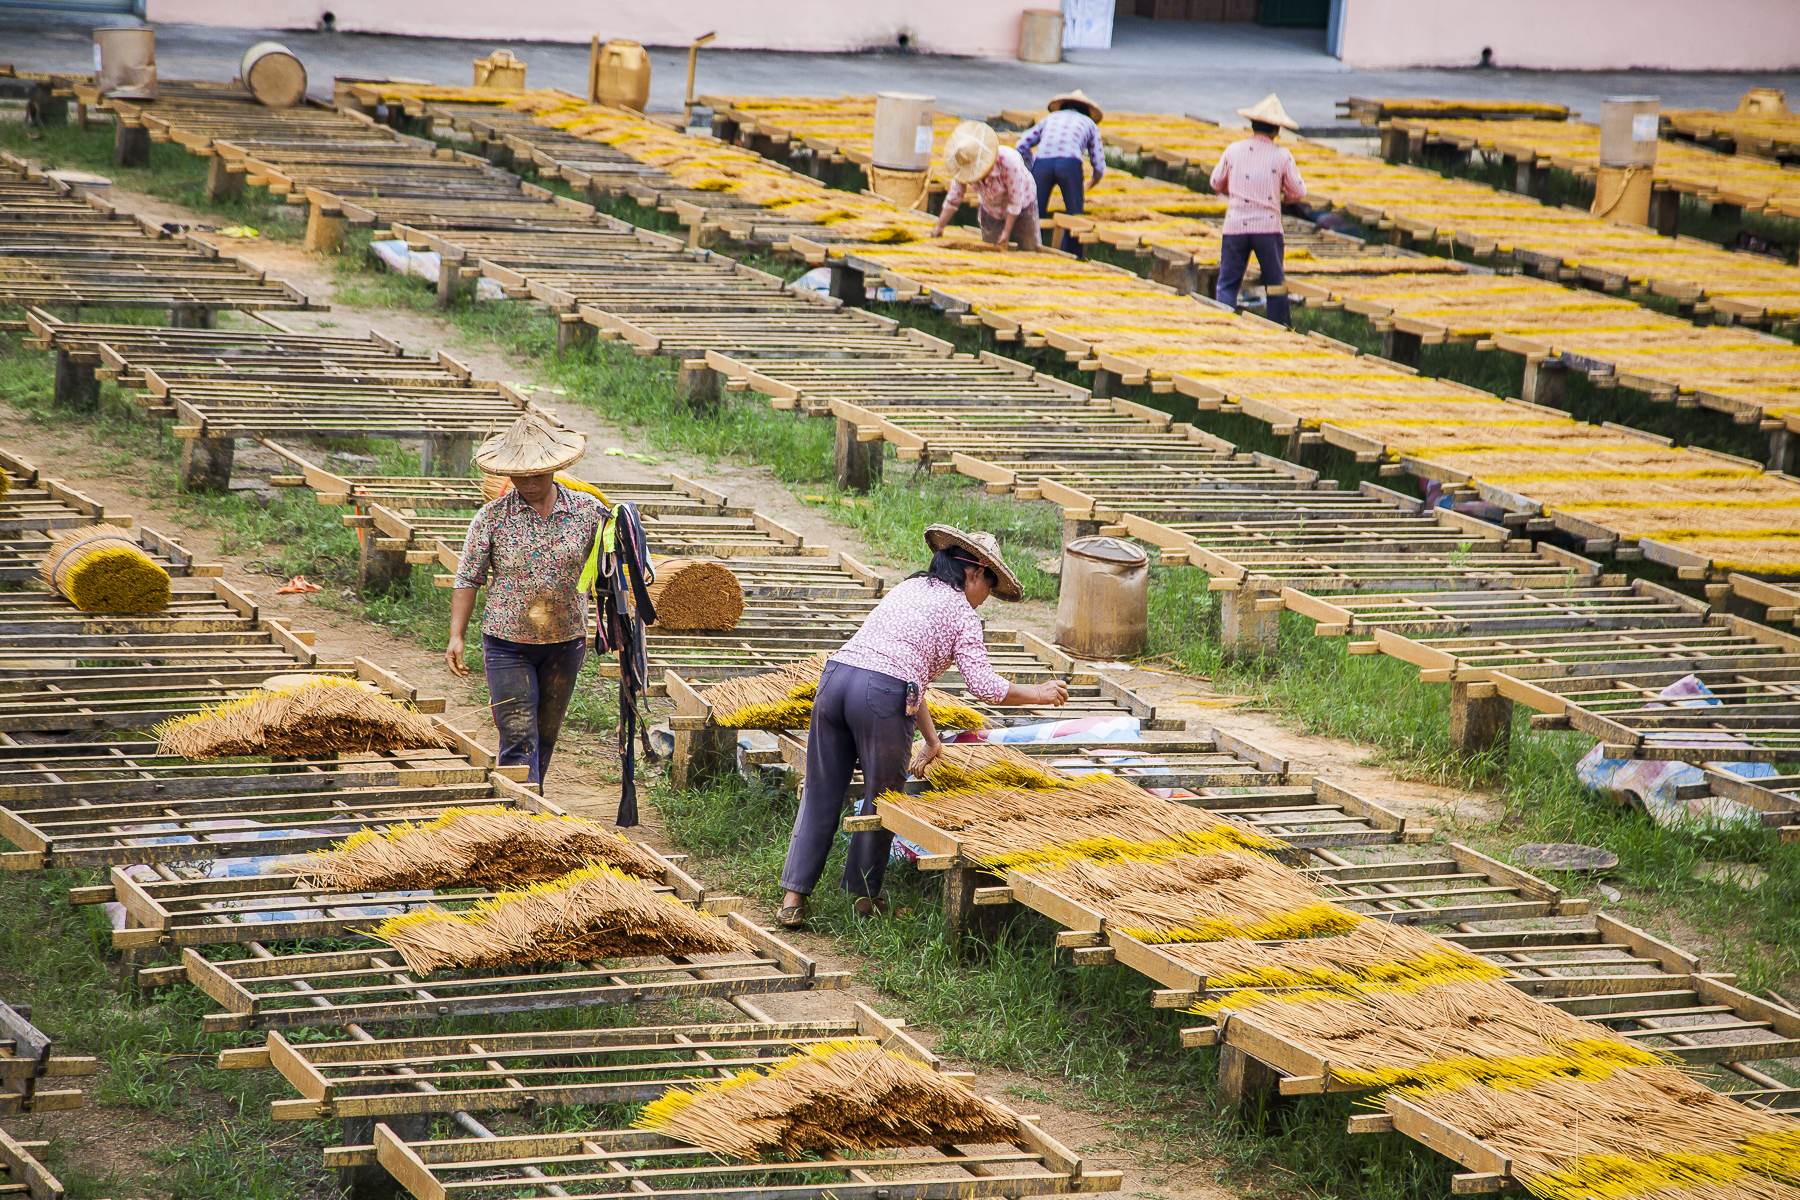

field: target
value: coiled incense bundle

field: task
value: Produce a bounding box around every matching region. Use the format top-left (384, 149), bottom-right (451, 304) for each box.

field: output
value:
top-left (370, 864), bottom-right (749, 974)
top-left (40, 523), bottom-right (169, 613)
top-left (154, 675), bottom-right (447, 759)
top-left (645, 559), bottom-right (744, 632)
top-left (284, 806), bottom-right (667, 891)
top-left (634, 1039), bottom-right (1018, 1158)
top-left (702, 652), bottom-right (990, 731)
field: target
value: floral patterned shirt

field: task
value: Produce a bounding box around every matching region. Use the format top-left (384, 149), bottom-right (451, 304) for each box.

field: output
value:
top-left (830, 576), bottom-right (1011, 703)
top-left (453, 484), bottom-right (605, 644)
top-left (944, 145), bottom-right (1038, 218)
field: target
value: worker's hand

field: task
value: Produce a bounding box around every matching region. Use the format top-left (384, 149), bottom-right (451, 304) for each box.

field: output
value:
top-left (1034, 680), bottom-right (1069, 707)
top-left (909, 738), bottom-right (944, 778)
top-left (445, 635), bottom-right (469, 677)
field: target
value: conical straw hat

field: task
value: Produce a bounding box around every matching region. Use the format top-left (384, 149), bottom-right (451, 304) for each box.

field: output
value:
top-left (924, 524), bottom-right (1022, 602)
top-left (943, 121), bottom-right (999, 184)
top-left (473, 415), bottom-right (585, 477)
top-left (1047, 88), bottom-right (1104, 124)
top-left (1236, 93), bottom-right (1298, 131)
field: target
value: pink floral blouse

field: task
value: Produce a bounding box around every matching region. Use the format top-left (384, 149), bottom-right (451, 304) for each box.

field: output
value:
top-left (830, 576), bottom-right (1011, 703)
top-left (453, 485), bottom-right (604, 643)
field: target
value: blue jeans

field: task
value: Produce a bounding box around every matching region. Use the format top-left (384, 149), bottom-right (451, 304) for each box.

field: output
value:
top-left (1216, 231), bottom-right (1290, 326)
top-left (1031, 156), bottom-right (1086, 255)
top-left (482, 633), bottom-right (587, 785)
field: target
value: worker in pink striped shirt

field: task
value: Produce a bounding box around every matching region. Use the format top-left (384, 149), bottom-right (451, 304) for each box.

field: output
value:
top-left (1209, 93), bottom-right (1307, 326)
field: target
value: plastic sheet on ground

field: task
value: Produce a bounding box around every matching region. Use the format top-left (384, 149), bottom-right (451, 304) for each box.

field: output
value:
top-left (370, 239), bottom-right (504, 299)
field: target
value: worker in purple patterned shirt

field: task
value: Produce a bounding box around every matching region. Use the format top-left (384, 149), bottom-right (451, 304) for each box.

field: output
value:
top-left (1014, 89), bottom-right (1106, 258)
top-left (1209, 94), bottom-right (1307, 327)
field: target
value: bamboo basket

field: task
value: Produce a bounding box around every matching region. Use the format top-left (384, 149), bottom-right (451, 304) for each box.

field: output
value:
top-left (370, 864), bottom-right (750, 973)
top-left (154, 676), bottom-right (447, 760)
top-left (635, 1039), bottom-right (1018, 1157)
top-left (283, 806), bottom-right (667, 891)
top-left (39, 523), bottom-right (169, 613)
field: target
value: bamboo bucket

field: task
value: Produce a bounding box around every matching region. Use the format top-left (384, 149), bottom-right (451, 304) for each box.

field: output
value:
top-left (93, 28), bottom-right (157, 99)
top-left (1054, 536), bottom-right (1148, 659)
top-left (867, 166), bottom-right (930, 210)
top-left (473, 49), bottom-right (526, 91)
top-left (240, 42), bottom-right (308, 108)
top-left (593, 40), bottom-right (650, 111)
top-left (872, 92), bottom-right (935, 171)
top-left (1018, 9), bottom-right (1063, 64)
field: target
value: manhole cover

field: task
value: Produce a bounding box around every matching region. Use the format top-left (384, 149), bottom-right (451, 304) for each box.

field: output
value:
top-left (1513, 843), bottom-right (1619, 873)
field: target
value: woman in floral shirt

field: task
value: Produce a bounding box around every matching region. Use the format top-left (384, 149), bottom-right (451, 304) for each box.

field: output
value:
top-left (777, 525), bottom-right (1068, 927)
top-left (447, 417), bottom-right (603, 787)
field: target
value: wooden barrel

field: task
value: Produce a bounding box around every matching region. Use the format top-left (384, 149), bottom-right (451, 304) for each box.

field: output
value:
top-left (594, 40), bottom-right (651, 112)
top-left (93, 28), bottom-right (157, 98)
top-left (1054, 536), bottom-right (1148, 659)
top-left (1018, 9), bottom-right (1063, 64)
top-left (241, 42), bottom-right (308, 108)
top-left (872, 92), bottom-right (935, 171)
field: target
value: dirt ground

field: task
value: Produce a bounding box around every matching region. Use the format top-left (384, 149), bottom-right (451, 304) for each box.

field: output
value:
top-left (0, 180), bottom-right (1505, 1200)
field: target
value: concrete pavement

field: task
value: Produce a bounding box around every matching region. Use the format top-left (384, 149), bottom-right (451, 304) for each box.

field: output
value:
top-left (5, 14), bottom-right (1799, 127)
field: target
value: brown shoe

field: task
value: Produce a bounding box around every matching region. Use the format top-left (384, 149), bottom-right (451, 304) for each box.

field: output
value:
top-left (853, 894), bottom-right (890, 919)
top-left (775, 903), bottom-right (807, 929)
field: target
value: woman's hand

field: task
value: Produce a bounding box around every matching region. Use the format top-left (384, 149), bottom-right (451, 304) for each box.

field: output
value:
top-left (1034, 680), bottom-right (1069, 707)
top-left (909, 738), bottom-right (944, 778)
top-left (445, 634), bottom-right (469, 677)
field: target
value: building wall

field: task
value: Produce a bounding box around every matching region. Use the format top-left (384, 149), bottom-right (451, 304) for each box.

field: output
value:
top-left (147, 0), bottom-right (1032, 57)
top-left (1337, 0), bottom-right (1800, 70)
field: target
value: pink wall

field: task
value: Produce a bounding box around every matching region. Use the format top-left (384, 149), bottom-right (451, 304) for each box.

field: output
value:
top-left (147, 0), bottom-right (1032, 57)
top-left (1338, 0), bottom-right (1800, 70)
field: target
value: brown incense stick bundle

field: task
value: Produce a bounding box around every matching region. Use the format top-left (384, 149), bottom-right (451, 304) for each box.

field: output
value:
top-left (702, 651), bottom-right (990, 731)
top-left (284, 807), bottom-right (667, 891)
top-left (635, 1039), bottom-right (1019, 1158)
top-left (371, 865), bottom-right (750, 973)
top-left (155, 676), bottom-right (447, 759)
top-left (646, 559), bottom-right (744, 631)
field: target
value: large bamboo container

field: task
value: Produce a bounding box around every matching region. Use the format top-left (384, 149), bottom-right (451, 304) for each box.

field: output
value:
top-left (93, 28), bottom-right (157, 98)
top-left (240, 42), bottom-right (307, 108)
top-left (1593, 96), bottom-right (1659, 226)
top-left (1018, 9), bottom-right (1063, 64)
top-left (1055, 537), bottom-right (1148, 659)
top-left (592, 40), bottom-right (651, 111)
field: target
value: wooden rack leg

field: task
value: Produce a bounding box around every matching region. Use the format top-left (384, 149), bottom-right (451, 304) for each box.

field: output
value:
top-left (670, 724), bottom-right (737, 791)
top-left (205, 155), bottom-right (243, 202)
top-left (113, 120), bottom-right (149, 168)
top-left (829, 264), bottom-right (865, 307)
top-left (1449, 681), bottom-right (1513, 756)
top-left (942, 864), bottom-right (1004, 938)
top-left (179, 435), bottom-right (235, 492)
top-left (439, 264), bottom-right (478, 308)
top-left (1381, 326), bottom-right (1422, 367)
top-left (1521, 355), bottom-right (1567, 407)
top-left (1063, 517), bottom-right (1103, 547)
top-left (1219, 587), bottom-right (1279, 662)
top-left (339, 1113), bottom-right (430, 1200)
top-left (1768, 427), bottom-right (1794, 475)
top-left (1149, 255), bottom-right (1199, 295)
top-left (358, 534), bottom-right (412, 595)
top-left (1215, 1044), bottom-right (1281, 1120)
top-left (1648, 187), bottom-right (1680, 237)
top-left (53, 351), bottom-right (99, 410)
top-left (1379, 126), bottom-right (1408, 163)
top-left (420, 436), bottom-right (474, 477)
top-left (678, 360), bottom-right (719, 413)
top-left (305, 201), bottom-right (346, 254)
top-left (834, 417), bottom-right (882, 493)
top-left (557, 313), bottom-right (595, 353)
top-left (483, 139), bottom-right (513, 168)
top-left (1515, 159), bottom-right (1550, 198)
top-left (170, 306), bottom-right (214, 330)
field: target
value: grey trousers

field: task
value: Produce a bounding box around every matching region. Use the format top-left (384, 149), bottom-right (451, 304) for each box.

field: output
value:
top-left (779, 660), bottom-right (914, 898)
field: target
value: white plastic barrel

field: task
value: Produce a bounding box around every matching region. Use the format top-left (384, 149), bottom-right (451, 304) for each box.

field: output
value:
top-left (873, 92), bottom-right (936, 171)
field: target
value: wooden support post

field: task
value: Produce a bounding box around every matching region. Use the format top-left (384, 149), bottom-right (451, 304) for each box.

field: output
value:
top-left (1381, 326), bottom-right (1422, 367)
top-left (205, 155), bottom-right (243, 202)
top-left (304, 201), bottom-right (346, 254)
top-left (1063, 517), bottom-right (1102, 546)
top-left (829, 263), bottom-right (865, 307)
top-left (677, 359), bottom-right (720, 413)
top-left (420, 436), bottom-right (474, 477)
top-left (179, 435), bottom-right (235, 493)
top-left (26, 83), bottom-right (67, 127)
top-left (357, 532), bottom-right (412, 595)
top-left (339, 1114), bottom-right (429, 1200)
top-left (1283, 426), bottom-right (1321, 470)
top-left (1149, 255), bottom-right (1198, 295)
top-left (1219, 587), bottom-right (1279, 662)
top-left (1449, 681), bottom-right (1513, 757)
top-left (1091, 368), bottom-right (1122, 399)
top-left (834, 416), bottom-right (882, 493)
top-left (113, 120), bottom-right (150, 168)
top-left (1215, 1044), bottom-right (1281, 1120)
top-left (438, 263), bottom-right (478, 308)
top-left (1712, 200), bottom-right (1743, 223)
top-left (1514, 159), bottom-right (1550, 198)
top-left (670, 724), bottom-right (737, 791)
top-left (1379, 125), bottom-right (1408, 163)
top-left (1648, 188), bottom-right (1680, 237)
top-left (169, 306), bottom-right (214, 329)
top-left (1521, 355), bottom-right (1566, 407)
top-left (1770, 427), bottom-right (1795, 474)
top-left (53, 350), bottom-right (99, 411)
top-left (557, 313), bottom-right (596, 354)
top-left (483, 139), bottom-right (513, 168)
top-left (942, 864), bottom-right (1005, 938)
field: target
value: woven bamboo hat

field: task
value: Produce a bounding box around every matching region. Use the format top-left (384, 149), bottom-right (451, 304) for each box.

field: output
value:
top-left (473, 415), bottom-right (586, 477)
top-left (1047, 89), bottom-right (1104, 124)
top-left (944, 121), bottom-right (1000, 184)
top-left (1237, 93), bottom-right (1298, 131)
top-left (924, 525), bottom-right (1022, 602)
